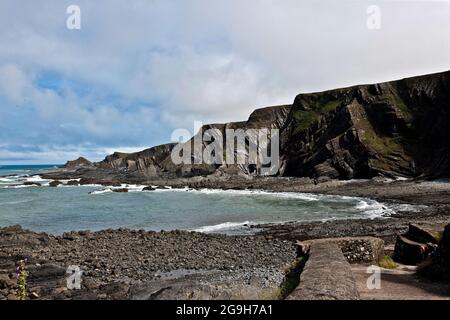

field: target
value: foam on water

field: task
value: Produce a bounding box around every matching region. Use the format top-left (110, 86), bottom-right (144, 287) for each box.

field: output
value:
top-left (193, 221), bottom-right (254, 233)
top-left (89, 189), bottom-right (113, 195)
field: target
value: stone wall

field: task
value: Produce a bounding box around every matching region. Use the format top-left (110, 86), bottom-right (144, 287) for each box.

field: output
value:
top-left (288, 242), bottom-right (360, 300)
top-left (298, 236), bottom-right (385, 264)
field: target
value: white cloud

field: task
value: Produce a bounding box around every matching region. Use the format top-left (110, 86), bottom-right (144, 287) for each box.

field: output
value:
top-left (0, 64), bottom-right (30, 104)
top-left (0, 0), bottom-right (450, 163)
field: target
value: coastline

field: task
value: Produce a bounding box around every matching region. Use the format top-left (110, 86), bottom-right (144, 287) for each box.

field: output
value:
top-left (1, 174), bottom-right (450, 299)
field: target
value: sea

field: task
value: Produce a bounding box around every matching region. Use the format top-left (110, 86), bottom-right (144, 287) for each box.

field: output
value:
top-left (0, 164), bottom-right (394, 235)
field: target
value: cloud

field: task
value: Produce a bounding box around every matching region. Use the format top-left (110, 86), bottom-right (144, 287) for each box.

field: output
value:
top-left (0, 0), bottom-right (450, 163)
top-left (0, 64), bottom-right (30, 104)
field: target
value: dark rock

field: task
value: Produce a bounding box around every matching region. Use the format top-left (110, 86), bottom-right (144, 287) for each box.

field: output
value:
top-left (0, 275), bottom-right (15, 289)
top-left (79, 178), bottom-right (98, 185)
top-left (112, 188), bottom-right (128, 193)
top-left (407, 223), bottom-right (444, 244)
top-left (28, 264), bottom-right (66, 281)
top-left (434, 224), bottom-right (450, 279)
top-left (421, 223), bottom-right (450, 280)
top-left (99, 282), bottom-right (130, 300)
top-left (101, 181), bottom-right (122, 187)
top-left (143, 186), bottom-right (156, 191)
top-left (66, 180), bottom-right (80, 186)
top-left (49, 180), bottom-right (62, 187)
top-left (23, 181), bottom-right (41, 186)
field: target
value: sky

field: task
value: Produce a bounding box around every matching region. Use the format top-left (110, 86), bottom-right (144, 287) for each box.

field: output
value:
top-left (0, 0), bottom-right (450, 164)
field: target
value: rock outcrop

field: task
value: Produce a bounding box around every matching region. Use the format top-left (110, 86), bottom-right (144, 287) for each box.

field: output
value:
top-left (434, 224), bottom-right (450, 279)
top-left (95, 143), bottom-right (176, 178)
top-left (159, 105), bottom-right (291, 177)
top-left (419, 223), bottom-right (450, 280)
top-left (394, 223), bottom-right (445, 265)
top-left (63, 157), bottom-right (93, 169)
top-left (62, 70), bottom-right (450, 181)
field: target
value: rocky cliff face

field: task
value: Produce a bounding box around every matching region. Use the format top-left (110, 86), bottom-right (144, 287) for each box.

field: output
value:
top-left (281, 71), bottom-right (450, 179)
top-left (159, 104), bottom-right (291, 177)
top-left (66, 71), bottom-right (450, 180)
top-left (90, 105), bottom-right (291, 178)
top-left (94, 143), bottom-right (176, 178)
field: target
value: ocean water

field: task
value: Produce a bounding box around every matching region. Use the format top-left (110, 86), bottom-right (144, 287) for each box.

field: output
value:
top-left (0, 165), bottom-right (394, 235)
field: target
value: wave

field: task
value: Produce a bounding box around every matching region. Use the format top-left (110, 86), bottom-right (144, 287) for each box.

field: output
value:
top-left (0, 174), bottom-right (49, 184)
top-left (193, 221), bottom-right (253, 233)
top-left (355, 199), bottom-right (395, 219)
top-left (174, 188), bottom-right (321, 201)
top-left (0, 198), bottom-right (35, 205)
top-left (89, 189), bottom-right (113, 195)
top-left (3, 184), bottom-right (41, 189)
top-left (23, 175), bottom-right (48, 183)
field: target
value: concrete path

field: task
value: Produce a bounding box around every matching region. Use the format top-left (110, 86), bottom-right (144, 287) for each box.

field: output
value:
top-left (352, 265), bottom-right (450, 300)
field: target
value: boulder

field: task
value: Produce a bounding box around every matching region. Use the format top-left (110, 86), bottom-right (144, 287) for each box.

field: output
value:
top-left (23, 181), bottom-right (41, 186)
top-left (100, 181), bottom-right (122, 187)
top-left (434, 224), bottom-right (450, 279)
top-left (28, 264), bottom-right (66, 281)
top-left (49, 180), bottom-right (62, 187)
top-left (421, 223), bottom-right (450, 279)
top-left (66, 180), bottom-right (80, 186)
top-left (406, 223), bottom-right (444, 244)
top-left (79, 178), bottom-right (98, 185)
top-left (394, 235), bottom-right (430, 265)
top-left (143, 186), bottom-right (156, 191)
top-left (0, 274), bottom-right (16, 289)
top-left (112, 188), bottom-right (128, 193)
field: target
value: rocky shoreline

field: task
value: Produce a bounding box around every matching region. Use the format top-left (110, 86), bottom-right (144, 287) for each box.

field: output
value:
top-left (1, 175), bottom-right (450, 300)
top-left (0, 225), bottom-right (297, 300)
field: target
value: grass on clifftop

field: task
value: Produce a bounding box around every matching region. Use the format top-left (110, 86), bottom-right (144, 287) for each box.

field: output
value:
top-left (379, 256), bottom-right (398, 269)
top-left (390, 94), bottom-right (413, 122)
top-left (293, 110), bottom-right (319, 133)
top-left (292, 98), bottom-right (342, 134)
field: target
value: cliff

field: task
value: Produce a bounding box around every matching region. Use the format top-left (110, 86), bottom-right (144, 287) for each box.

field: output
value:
top-left (66, 70), bottom-right (450, 180)
top-left (281, 71), bottom-right (450, 179)
top-left (91, 105), bottom-right (291, 178)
